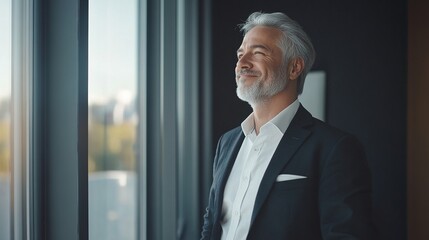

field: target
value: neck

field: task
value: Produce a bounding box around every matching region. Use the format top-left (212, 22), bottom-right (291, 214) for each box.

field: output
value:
top-left (251, 91), bottom-right (297, 134)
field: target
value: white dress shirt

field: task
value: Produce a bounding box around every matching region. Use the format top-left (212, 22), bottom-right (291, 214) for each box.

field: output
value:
top-left (220, 100), bottom-right (300, 240)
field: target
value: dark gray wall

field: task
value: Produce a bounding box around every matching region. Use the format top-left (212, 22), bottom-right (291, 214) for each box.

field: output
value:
top-left (210, 0), bottom-right (407, 239)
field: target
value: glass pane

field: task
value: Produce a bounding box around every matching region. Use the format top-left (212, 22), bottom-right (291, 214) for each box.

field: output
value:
top-left (88, 0), bottom-right (138, 239)
top-left (0, 0), bottom-right (12, 239)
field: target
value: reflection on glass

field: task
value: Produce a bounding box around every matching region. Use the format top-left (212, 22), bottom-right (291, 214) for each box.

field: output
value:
top-left (88, 0), bottom-right (138, 239)
top-left (0, 0), bottom-right (11, 239)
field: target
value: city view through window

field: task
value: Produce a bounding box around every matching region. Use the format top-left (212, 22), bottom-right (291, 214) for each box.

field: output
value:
top-left (0, 1), bottom-right (139, 239)
top-left (88, 0), bottom-right (138, 239)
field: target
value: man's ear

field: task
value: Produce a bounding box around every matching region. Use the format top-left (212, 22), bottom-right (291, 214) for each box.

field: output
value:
top-left (288, 58), bottom-right (305, 81)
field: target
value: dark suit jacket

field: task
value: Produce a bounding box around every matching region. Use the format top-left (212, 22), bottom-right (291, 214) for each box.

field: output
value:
top-left (201, 105), bottom-right (375, 240)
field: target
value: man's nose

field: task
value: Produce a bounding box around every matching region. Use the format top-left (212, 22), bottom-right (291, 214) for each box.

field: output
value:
top-left (236, 53), bottom-right (253, 69)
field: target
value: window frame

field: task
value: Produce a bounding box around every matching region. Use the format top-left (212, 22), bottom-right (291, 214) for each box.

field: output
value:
top-left (29, 0), bottom-right (208, 239)
top-left (11, 0), bottom-right (33, 239)
top-left (33, 0), bottom-right (88, 239)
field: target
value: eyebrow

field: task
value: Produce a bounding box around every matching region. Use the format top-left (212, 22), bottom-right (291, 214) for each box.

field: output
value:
top-left (237, 44), bottom-right (271, 54)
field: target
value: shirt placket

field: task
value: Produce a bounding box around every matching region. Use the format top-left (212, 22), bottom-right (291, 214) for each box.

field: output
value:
top-left (226, 137), bottom-right (262, 240)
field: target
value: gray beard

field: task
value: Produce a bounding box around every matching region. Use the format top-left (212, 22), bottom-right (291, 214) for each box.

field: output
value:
top-left (236, 69), bottom-right (288, 106)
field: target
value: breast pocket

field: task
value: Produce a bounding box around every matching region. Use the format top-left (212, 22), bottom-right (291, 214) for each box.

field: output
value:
top-left (272, 178), bottom-right (311, 191)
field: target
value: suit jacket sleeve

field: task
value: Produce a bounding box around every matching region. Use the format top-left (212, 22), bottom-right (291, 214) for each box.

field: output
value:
top-left (319, 134), bottom-right (376, 239)
top-left (201, 186), bottom-right (215, 240)
top-left (201, 134), bottom-right (224, 240)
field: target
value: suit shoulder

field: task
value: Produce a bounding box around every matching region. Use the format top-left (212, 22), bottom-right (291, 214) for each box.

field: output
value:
top-left (309, 117), bottom-right (360, 144)
top-left (295, 106), bottom-right (357, 143)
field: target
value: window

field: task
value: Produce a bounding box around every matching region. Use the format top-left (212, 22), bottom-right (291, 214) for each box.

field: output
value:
top-left (2, 0), bottom-right (208, 239)
top-left (87, 0), bottom-right (206, 238)
top-left (0, 0), bottom-right (12, 238)
top-left (88, 0), bottom-right (138, 239)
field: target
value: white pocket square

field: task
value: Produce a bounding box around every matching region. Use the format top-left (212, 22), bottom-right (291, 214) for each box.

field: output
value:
top-left (276, 174), bottom-right (307, 182)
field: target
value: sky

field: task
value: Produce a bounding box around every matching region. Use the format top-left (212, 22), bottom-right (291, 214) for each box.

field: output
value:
top-left (0, 0), bottom-right (11, 100)
top-left (0, 0), bottom-right (138, 104)
top-left (88, 0), bottom-right (138, 105)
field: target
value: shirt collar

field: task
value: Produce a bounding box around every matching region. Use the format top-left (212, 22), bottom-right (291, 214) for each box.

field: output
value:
top-left (240, 99), bottom-right (300, 136)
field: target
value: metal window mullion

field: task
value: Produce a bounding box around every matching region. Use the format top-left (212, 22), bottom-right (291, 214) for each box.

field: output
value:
top-left (137, 0), bottom-right (148, 239)
top-left (37, 0), bottom-right (84, 239)
top-left (146, 0), bottom-right (162, 239)
top-left (78, 1), bottom-right (89, 239)
top-left (160, 0), bottom-right (177, 239)
top-left (177, 0), bottom-right (199, 239)
top-left (11, 0), bottom-right (33, 239)
top-left (200, 0), bottom-right (213, 226)
top-left (146, 0), bottom-right (179, 238)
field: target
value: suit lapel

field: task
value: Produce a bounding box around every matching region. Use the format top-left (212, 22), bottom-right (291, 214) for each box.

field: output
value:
top-left (250, 106), bottom-right (313, 225)
top-left (213, 128), bottom-right (245, 225)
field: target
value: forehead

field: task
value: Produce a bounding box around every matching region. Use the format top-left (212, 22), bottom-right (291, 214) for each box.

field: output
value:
top-left (239, 26), bottom-right (283, 49)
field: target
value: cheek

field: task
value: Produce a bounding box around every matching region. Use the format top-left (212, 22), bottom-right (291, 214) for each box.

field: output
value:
top-left (259, 61), bottom-right (276, 76)
top-left (269, 63), bottom-right (284, 77)
top-left (264, 67), bottom-right (276, 79)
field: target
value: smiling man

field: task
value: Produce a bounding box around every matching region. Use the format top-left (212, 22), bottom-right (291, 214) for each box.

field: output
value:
top-left (201, 12), bottom-right (376, 240)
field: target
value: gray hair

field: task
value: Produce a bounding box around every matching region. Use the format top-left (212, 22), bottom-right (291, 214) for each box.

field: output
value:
top-left (239, 12), bottom-right (315, 95)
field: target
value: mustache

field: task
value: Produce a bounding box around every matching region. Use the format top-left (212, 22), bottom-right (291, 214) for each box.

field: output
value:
top-left (236, 69), bottom-right (261, 78)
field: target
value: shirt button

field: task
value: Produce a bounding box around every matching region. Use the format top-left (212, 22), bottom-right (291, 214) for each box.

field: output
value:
top-left (234, 210), bottom-right (239, 216)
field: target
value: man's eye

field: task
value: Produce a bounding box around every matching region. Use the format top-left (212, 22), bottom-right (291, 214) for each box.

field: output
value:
top-left (254, 51), bottom-right (264, 55)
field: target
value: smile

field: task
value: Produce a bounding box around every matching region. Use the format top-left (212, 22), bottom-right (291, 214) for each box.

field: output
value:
top-left (236, 70), bottom-right (261, 79)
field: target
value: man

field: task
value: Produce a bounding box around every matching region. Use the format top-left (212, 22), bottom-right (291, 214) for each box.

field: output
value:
top-left (201, 12), bottom-right (375, 240)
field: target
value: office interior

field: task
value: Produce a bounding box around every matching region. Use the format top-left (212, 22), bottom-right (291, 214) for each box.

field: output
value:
top-left (1, 0), bottom-right (428, 239)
